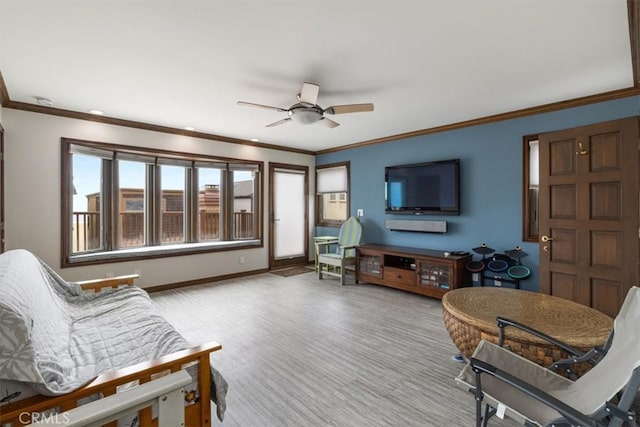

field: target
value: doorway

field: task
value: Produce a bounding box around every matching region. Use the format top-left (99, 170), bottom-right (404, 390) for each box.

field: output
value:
top-left (269, 163), bottom-right (309, 269)
top-left (538, 117), bottom-right (639, 316)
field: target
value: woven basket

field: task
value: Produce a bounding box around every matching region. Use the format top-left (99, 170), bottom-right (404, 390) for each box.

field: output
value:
top-left (444, 308), bottom-right (572, 368)
top-left (442, 287), bottom-right (613, 376)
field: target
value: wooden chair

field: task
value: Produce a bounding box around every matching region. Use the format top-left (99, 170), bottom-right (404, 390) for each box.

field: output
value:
top-left (316, 216), bottom-right (363, 285)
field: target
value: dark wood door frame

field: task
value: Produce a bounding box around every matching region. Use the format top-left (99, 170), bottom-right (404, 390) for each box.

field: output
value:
top-left (268, 163), bottom-right (309, 269)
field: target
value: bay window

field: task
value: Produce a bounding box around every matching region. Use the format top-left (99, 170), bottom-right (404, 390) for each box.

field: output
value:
top-left (62, 138), bottom-right (263, 266)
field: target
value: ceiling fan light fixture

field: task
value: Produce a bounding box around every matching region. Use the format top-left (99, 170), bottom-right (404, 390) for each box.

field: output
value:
top-left (289, 105), bottom-right (323, 125)
top-left (237, 82), bottom-right (373, 129)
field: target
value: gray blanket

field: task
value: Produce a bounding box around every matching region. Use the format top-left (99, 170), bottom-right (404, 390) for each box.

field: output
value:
top-left (0, 249), bottom-right (227, 420)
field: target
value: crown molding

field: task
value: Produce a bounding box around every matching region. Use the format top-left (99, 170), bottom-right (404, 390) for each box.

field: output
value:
top-left (0, 71), bottom-right (315, 156)
top-left (316, 86), bottom-right (640, 155)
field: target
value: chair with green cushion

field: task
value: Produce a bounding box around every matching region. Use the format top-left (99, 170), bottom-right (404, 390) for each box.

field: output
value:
top-left (316, 216), bottom-right (363, 286)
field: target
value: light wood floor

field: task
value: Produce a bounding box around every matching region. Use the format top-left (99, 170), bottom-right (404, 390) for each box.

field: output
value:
top-left (151, 271), bottom-right (515, 427)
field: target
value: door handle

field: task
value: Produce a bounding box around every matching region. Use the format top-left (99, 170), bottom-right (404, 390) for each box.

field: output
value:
top-left (540, 235), bottom-right (553, 243)
top-left (575, 142), bottom-right (588, 156)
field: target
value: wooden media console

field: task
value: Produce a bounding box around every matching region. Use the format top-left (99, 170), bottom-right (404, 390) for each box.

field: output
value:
top-left (356, 244), bottom-right (471, 299)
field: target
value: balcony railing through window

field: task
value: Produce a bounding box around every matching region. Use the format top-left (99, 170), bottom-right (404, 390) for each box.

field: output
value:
top-left (72, 211), bottom-right (254, 252)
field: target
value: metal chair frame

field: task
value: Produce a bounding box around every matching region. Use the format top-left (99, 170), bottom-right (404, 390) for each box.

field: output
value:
top-left (458, 287), bottom-right (640, 427)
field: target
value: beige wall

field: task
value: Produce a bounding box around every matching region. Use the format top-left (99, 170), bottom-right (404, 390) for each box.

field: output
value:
top-left (2, 108), bottom-right (316, 287)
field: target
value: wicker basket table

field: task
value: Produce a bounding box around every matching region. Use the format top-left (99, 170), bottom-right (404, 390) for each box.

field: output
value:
top-left (442, 287), bottom-right (613, 371)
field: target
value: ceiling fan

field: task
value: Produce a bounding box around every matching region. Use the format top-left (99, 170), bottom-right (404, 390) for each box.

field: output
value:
top-left (237, 82), bottom-right (374, 128)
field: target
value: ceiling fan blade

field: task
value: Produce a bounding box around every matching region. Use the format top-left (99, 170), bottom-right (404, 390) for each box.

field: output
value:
top-left (266, 117), bottom-right (292, 127)
top-left (324, 103), bottom-right (374, 115)
top-left (319, 117), bottom-right (340, 128)
top-left (299, 82), bottom-right (320, 105)
top-left (237, 101), bottom-right (288, 112)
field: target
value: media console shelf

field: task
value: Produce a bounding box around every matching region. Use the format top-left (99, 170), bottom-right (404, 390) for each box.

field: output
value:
top-left (356, 244), bottom-right (471, 300)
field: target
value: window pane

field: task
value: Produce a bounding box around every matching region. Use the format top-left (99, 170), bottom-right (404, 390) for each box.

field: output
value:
top-left (118, 160), bottom-right (146, 248)
top-left (321, 192), bottom-right (347, 221)
top-left (232, 170), bottom-right (256, 239)
top-left (316, 162), bottom-right (349, 225)
top-left (72, 154), bottom-right (103, 253)
top-left (523, 136), bottom-right (540, 241)
top-left (198, 168), bottom-right (222, 241)
top-left (161, 165), bottom-right (186, 244)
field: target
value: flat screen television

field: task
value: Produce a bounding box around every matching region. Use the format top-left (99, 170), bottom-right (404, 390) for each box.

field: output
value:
top-left (385, 159), bottom-right (460, 215)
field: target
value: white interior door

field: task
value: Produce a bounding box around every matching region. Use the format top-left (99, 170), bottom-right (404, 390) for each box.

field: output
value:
top-left (270, 164), bottom-right (308, 268)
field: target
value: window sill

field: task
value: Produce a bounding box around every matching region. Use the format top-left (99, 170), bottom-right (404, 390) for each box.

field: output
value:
top-left (64, 240), bottom-right (261, 267)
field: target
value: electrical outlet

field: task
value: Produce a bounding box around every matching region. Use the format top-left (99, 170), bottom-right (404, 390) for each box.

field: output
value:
top-left (239, 256), bottom-right (245, 265)
top-left (494, 277), bottom-right (502, 287)
top-left (357, 208), bottom-right (364, 217)
top-left (106, 272), bottom-right (114, 278)
top-left (134, 268), bottom-right (142, 278)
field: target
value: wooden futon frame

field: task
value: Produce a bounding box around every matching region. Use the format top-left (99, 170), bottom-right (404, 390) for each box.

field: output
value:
top-left (0, 275), bottom-right (221, 427)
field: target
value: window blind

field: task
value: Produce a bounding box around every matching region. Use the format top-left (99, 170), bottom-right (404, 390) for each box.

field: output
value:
top-left (316, 165), bottom-right (347, 194)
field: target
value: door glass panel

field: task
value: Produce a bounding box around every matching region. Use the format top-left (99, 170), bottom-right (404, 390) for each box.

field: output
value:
top-left (274, 170), bottom-right (305, 259)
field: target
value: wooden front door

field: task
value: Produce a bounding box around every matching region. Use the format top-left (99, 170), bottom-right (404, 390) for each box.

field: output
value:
top-left (538, 117), bottom-right (639, 317)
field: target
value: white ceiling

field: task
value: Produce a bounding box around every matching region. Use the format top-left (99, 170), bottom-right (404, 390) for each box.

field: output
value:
top-left (0, 0), bottom-right (634, 153)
